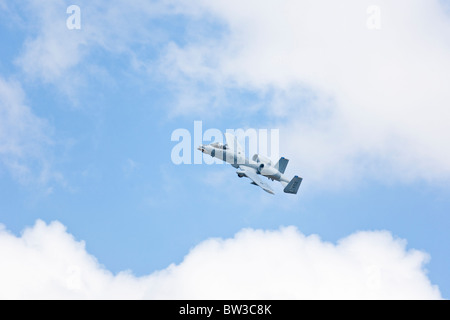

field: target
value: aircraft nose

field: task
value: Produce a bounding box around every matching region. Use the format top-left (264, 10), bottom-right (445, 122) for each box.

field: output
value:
top-left (197, 145), bottom-right (205, 152)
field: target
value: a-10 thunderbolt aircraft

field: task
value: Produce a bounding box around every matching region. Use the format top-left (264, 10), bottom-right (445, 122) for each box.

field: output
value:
top-left (198, 133), bottom-right (302, 195)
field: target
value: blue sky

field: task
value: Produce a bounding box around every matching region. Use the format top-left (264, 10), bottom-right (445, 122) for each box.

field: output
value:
top-left (0, 1), bottom-right (449, 299)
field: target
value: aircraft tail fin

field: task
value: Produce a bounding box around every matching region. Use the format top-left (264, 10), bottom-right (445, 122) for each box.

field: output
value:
top-left (275, 157), bottom-right (289, 174)
top-left (283, 176), bottom-right (302, 194)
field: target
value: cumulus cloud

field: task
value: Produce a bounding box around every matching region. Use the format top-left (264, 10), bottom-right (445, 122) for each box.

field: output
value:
top-left (0, 220), bottom-right (441, 299)
top-left (0, 76), bottom-right (59, 185)
top-left (13, 0), bottom-right (172, 91)
top-left (16, 1), bottom-right (85, 83)
top-left (162, 0), bottom-right (450, 187)
top-left (7, 1), bottom-right (450, 186)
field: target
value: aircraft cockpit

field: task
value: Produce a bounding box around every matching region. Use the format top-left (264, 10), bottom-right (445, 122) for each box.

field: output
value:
top-left (211, 142), bottom-right (228, 150)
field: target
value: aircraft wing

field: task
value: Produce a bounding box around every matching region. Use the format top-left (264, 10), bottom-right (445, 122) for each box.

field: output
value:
top-left (238, 166), bottom-right (275, 195)
top-left (225, 133), bottom-right (244, 156)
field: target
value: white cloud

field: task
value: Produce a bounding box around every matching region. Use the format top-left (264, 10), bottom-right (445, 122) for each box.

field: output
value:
top-left (162, 0), bottom-right (450, 187)
top-left (0, 76), bottom-right (60, 185)
top-left (16, 2), bottom-right (83, 83)
top-left (0, 220), bottom-right (441, 299)
top-left (8, 1), bottom-right (450, 187)
top-left (13, 0), bottom-right (172, 93)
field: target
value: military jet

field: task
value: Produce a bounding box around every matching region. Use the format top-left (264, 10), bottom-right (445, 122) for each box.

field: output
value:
top-left (198, 133), bottom-right (302, 195)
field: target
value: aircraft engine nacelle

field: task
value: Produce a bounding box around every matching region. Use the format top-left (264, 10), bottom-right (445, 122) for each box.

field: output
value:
top-left (257, 163), bottom-right (279, 177)
top-left (252, 154), bottom-right (272, 166)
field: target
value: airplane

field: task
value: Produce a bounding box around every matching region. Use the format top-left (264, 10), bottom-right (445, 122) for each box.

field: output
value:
top-left (197, 133), bottom-right (302, 195)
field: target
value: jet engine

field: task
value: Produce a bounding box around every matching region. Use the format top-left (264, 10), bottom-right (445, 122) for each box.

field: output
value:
top-left (252, 154), bottom-right (272, 166)
top-left (253, 154), bottom-right (279, 178)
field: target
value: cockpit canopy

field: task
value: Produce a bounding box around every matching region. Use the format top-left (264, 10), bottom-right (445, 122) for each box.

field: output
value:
top-left (210, 142), bottom-right (228, 150)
